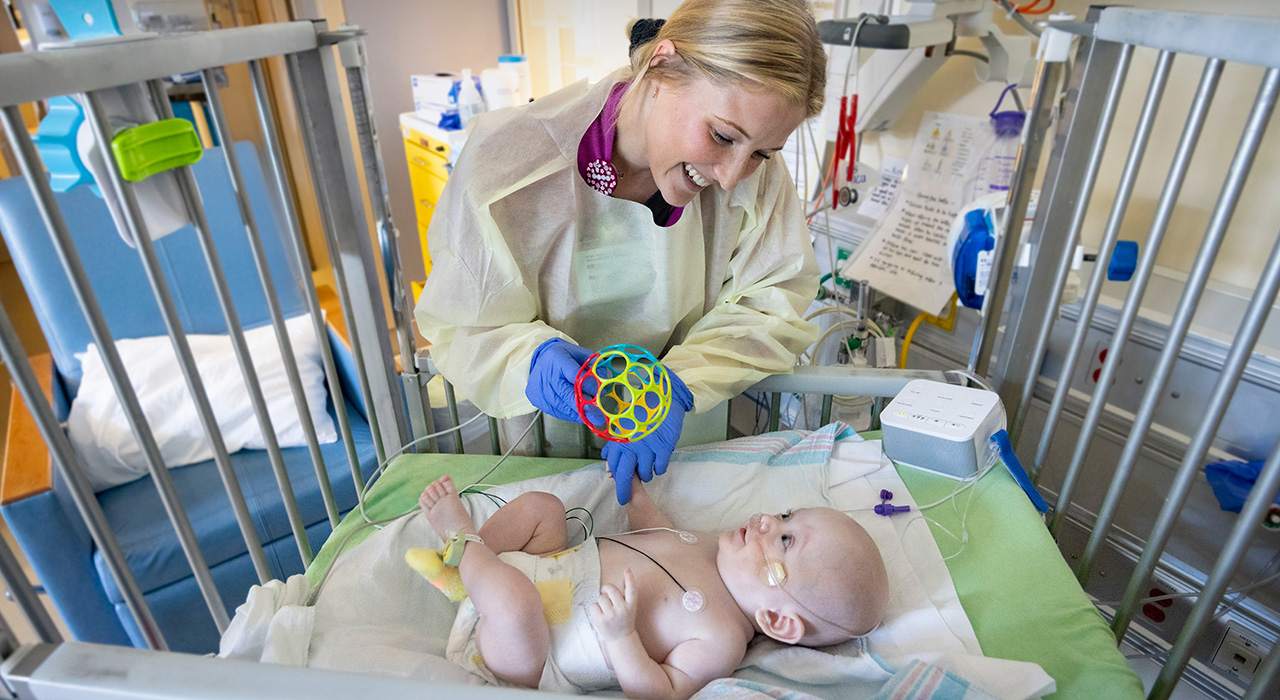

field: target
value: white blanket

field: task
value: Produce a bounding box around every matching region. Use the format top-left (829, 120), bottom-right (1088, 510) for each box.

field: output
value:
top-left (220, 429), bottom-right (1053, 700)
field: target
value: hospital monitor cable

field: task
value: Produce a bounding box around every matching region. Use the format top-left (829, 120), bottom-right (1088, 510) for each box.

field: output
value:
top-left (307, 409), bottom-right (543, 605)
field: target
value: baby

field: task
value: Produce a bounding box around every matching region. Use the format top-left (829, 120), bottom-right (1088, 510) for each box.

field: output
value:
top-left (416, 475), bottom-right (889, 700)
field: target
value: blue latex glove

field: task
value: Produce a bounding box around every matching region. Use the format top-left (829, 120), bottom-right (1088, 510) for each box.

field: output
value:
top-left (526, 338), bottom-right (595, 423)
top-left (602, 370), bottom-right (695, 504)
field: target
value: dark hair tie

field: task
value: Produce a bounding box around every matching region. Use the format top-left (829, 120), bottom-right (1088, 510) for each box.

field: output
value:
top-left (629, 19), bottom-right (666, 58)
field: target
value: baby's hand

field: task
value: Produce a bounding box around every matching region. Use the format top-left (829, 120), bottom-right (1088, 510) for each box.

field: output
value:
top-left (590, 568), bottom-right (638, 641)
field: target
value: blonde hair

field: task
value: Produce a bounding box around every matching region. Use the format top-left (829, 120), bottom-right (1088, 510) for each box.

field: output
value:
top-left (621, 0), bottom-right (827, 120)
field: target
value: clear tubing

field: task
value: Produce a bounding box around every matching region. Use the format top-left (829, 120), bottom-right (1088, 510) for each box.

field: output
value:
top-left (286, 50), bottom-right (387, 469)
top-left (248, 59), bottom-right (364, 502)
top-left (1110, 67), bottom-right (1280, 642)
top-left (1046, 57), bottom-right (1223, 537)
top-left (1035, 51), bottom-right (1175, 481)
top-left (1147, 231), bottom-right (1280, 699)
top-left (199, 68), bottom-right (340, 528)
top-left (821, 394), bottom-right (833, 426)
top-left (82, 90), bottom-right (239, 626)
top-left (2, 102), bottom-right (164, 650)
top-left (1009, 43), bottom-right (1134, 444)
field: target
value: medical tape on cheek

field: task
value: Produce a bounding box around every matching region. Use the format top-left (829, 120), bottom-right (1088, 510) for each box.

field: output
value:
top-left (749, 519), bottom-right (862, 639)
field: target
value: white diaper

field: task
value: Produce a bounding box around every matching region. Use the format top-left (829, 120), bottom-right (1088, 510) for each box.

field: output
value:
top-left (445, 537), bottom-right (616, 694)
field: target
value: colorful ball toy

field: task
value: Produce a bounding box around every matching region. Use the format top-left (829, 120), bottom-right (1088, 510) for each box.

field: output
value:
top-left (574, 344), bottom-right (672, 442)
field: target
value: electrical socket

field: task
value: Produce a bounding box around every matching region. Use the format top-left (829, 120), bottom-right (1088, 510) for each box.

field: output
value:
top-left (1211, 625), bottom-right (1265, 684)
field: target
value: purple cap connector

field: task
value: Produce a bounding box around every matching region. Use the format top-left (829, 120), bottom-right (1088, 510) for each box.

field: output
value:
top-left (874, 503), bottom-right (911, 516)
top-left (879, 489), bottom-right (894, 501)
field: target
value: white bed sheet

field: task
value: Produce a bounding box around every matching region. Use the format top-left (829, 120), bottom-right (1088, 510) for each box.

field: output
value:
top-left (220, 430), bottom-right (1053, 700)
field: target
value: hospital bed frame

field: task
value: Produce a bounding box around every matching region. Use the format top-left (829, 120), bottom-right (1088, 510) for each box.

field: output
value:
top-left (0, 6), bottom-right (1276, 700)
top-left (975, 7), bottom-right (1280, 700)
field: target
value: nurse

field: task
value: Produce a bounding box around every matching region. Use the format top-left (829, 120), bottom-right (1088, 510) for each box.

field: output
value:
top-left (415, 0), bottom-right (824, 503)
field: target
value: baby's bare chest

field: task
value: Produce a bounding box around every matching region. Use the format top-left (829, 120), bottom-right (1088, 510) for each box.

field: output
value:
top-left (596, 534), bottom-right (744, 658)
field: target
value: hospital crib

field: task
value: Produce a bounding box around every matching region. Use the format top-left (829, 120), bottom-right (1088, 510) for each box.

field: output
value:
top-left (0, 6), bottom-right (1275, 700)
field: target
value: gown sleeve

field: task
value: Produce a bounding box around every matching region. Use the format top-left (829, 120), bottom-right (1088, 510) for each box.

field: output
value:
top-left (412, 115), bottom-right (569, 419)
top-left (660, 159), bottom-right (820, 414)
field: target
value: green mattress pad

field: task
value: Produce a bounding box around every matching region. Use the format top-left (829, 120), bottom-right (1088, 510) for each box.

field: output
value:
top-left (308, 435), bottom-right (1141, 699)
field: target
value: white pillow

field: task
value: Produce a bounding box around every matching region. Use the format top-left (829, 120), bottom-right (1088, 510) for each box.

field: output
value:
top-left (67, 314), bottom-right (338, 491)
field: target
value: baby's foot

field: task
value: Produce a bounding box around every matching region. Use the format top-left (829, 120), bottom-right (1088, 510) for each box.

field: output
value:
top-left (419, 476), bottom-right (477, 541)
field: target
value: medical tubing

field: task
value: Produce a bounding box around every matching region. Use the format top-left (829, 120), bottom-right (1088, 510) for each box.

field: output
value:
top-left (943, 369), bottom-right (994, 392)
top-left (1094, 564), bottom-right (1280, 612)
top-left (914, 460), bottom-right (999, 511)
top-left (565, 507), bottom-right (595, 537)
top-left (1008, 86), bottom-right (1025, 113)
top-left (807, 318), bottom-right (887, 365)
top-left (313, 412), bottom-right (543, 603)
top-left (994, 0), bottom-right (1043, 37)
top-left (355, 411), bottom-right (486, 523)
top-left (948, 49), bottom-right (990, 64)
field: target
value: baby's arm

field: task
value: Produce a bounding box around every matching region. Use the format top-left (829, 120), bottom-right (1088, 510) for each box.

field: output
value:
top-left (624, 477), bottom-right (675, 531)
top-left (591, 569), bottom-right (730, 700)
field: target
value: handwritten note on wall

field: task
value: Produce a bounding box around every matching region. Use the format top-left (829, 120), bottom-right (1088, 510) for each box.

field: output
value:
top-left (842, 112), bottom-right (996, 314)
top-left (857, 156), bottom-right (906, 221)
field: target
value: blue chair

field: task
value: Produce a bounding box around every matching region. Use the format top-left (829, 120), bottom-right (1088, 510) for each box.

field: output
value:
top-left (0, 142), bottom-right (379, 653)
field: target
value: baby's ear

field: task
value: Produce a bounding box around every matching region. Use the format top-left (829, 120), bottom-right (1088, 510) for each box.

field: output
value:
top-left (755, 608), bottom-right (805, 645)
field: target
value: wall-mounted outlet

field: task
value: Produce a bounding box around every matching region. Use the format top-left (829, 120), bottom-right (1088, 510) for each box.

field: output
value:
top-left (1211, 625), bottom-right (1265, 684)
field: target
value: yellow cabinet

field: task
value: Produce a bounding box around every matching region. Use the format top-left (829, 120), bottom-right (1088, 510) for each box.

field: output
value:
top-left (402, 113), bottom-right (469, 300)
top-left (402, 124), bottom-right (453, 282)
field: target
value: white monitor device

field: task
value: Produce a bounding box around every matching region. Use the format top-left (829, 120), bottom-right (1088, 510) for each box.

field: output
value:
top-left (880, 379), bottom-right (1006, 479)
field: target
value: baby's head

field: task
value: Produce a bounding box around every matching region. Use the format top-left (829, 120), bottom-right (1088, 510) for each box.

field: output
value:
top-left (717, 507), bottom-right (889, 647)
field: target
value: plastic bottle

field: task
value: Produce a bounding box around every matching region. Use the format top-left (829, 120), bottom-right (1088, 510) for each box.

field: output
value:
top-left (964, 85), bottom-right (1025, 204)
top-left (457, 68), bottom-right (486, 128)
top-left (499, 54), bottom-right (532, 104)
top-left (480, 67), bottom-right (519, 111)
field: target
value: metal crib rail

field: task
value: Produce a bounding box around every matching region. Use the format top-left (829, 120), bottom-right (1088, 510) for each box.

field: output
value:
top-left (1033, 48), bottom-right (1173, 487)
top-left (0, 19), bottom-right (413, 654)
top-left (286, 40), bottom-right (408, 466)
top-left (995, 7), bottom-right (1280, 699)
top-left (1046, 55), bottom-right (1224, 539)
top-left (984, 7), bottom-right (1127, 433)
top-left (248, 58), bottom-right (367, 506)
top-left (0, 264), bottom-right (163, 649)
top-left (198, 70), bottom-right (341, 530)
top-left (1109, 66), bottom-right (1279, 640)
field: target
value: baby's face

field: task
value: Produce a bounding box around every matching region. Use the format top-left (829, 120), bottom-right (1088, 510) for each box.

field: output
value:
top-left (716, 508), bottom-right (827, 609)
top-left (717, 507), bottom-right (888, 642)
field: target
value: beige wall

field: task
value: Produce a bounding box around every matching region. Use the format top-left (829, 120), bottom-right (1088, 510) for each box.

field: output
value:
top-left (863, 0), bottom-right (1280, 300)
top-left (341, 0), bottom-right (509, 285)
top-left (340, 0), bottom-right (1280, 297)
